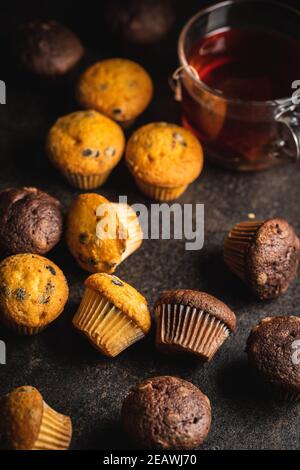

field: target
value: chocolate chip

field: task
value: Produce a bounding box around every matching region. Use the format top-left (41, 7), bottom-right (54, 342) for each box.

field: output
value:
top-left (172, 132), bottom-right (187, 147)
top-left (113, 108), bottom-right (122, 116)
top-left (15, 288), bottom-right (27, 301)
top-left (112, 279), bottom-right (123, 287)
top-left (82, 148), bottom-right (93, 156)
top-left (88, 258), bottom-right (98, 266)
top-left (104, 147), bottom-right (116, 157)
top-left (82, 148), bottom-right (100, 158)
top-left (45, 265), bottom-right (56, 275)
top-left (99, 83), bottom-right (108, 91)
top-left (79, 233), bottom-right (88, 244)
top-left (40, 281), bottom-right (55, 304)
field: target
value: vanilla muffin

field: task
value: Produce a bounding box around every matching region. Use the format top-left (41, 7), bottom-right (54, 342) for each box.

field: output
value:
top-left (73, 273), bottom-right (151, 357)
top-left (77, 59), bottom-right (153, 127)
top-left (126, 122), bottom-right (204, 200)
top-left (46, 110), bottom-right (125, 189)
top-left (0, 386), bottom-right (72, 450)
top-left (66, 193), bottom-right (142, 274)
top-left (0, 254), bottom-right (69, 335)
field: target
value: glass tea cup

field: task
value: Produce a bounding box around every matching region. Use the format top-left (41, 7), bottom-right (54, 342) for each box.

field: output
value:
top-left (174, 0), bottom-right (300, 171)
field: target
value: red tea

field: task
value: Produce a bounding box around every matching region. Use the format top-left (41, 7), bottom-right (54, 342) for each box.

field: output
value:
top-left (181, 28), bottom-right (300, 170)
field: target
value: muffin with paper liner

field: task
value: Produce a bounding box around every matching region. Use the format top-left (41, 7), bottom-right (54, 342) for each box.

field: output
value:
top-left (0, 254), bottom-right (69, 335)
top-left (0, 386), bottom-right (72, 450)
top-left (66, 193), bottom-right (143, 274)
top-left (154, 290), bottom-right (236, 362)
top-left (73, 273), bottom-right (151, 357)
top-left (224, 218), bottom-right (300, 300)
top-left (46, 110), bottom-right (125, 190)
top-left (125, 122), bottom-right (203, 201)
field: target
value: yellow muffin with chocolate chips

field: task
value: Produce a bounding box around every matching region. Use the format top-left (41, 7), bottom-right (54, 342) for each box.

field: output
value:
top-left (126, 122), bottom-right (204, 200)
top-left (46, 110), bottom-right (125, 189)
top-left (0, 386), bottom-right (72, 450)
top-left (0, 254), bottom-right (69, 335)
top-left (73, 273), bottom-right (151, 357)
top-left (66, 193), bottom-right (142, 274)
top-left (76, 58), bottom-right (153, 127)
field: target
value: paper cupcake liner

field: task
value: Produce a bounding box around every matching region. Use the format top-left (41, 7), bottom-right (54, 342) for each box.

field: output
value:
top-left (62, 170), bottom-right (111, 190)
top-left (155, 303), bottom-right (230, 361)
top-left (276, 388), bottom-right (300, 402)
top-left (2, 317), bottom-right (47, 335)
top-left (224, 221), bottom-right (263, 280)
top-left (111, 203), bottom-right (143, 261)
top-left (73, 287), bottom-right (144, 357)
top-left (135, 178), bottom-right (188, 201)
top-left (32, 402), bottom-right (72, 450)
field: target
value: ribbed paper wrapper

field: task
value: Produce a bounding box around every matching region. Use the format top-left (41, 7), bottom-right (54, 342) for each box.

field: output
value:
top-left (135, 178), bottom-right (188, 201)
top-left (224, 221), bottom-right (263, 280)
top-left (32, 403), bottom-right (72, 450)
top-left (73, 287), bottom-right (144, 357)
top-left (155, 303), bottom-right (230, 361)
top-left (62, 170), bottom-right (111, 190)
top-left (2, 317), bottom-right (47, 335)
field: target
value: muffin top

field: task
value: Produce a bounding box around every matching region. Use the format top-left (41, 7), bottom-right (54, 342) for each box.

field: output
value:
top-left (77, 58), bottom-right (153, 122)
top-left (46, 110), bottom-right (125, 175)
top-left (16, 20), bottom-right (84, 77)
top-left (0, 254), bottom-right (69, 328)
top-left (107, 0), bottom-right (175, 46)
top-left (121, 376), bottom-right (211, 450)
top-left (246, 218), bottom-right (300, 299)
top-left (85, 273), bottom-right (151, 333)
top-left (155, 290), bottom-right (236, 332)
top-left (66, 193), bottom-right (127, 273)
top-left (126, 123), bottom-right (204, 187)
top-left (0, 187), bottom-right (63, 256)
top-left (246, 316), bottom-right (300, 395)
top-left (0, 386), bottom-right (43, 450)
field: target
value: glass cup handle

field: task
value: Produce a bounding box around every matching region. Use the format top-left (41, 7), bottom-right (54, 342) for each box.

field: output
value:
top-left (275, 104), bottom-right (300, 162)
top-left (170, 65), bottom-right (199, 102)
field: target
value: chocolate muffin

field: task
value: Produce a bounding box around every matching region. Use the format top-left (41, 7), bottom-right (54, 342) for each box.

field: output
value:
top-left (155, 290), bottom-right (236, 361)
top-left (224, 218), bottom-right (300, 299)
top-left (246, 316), bottom-right (300, 401)
top-left (16, 20), bottom-right (84, 77)
top-left (0, 187), bottom-right (63, 256)
top-left (121, 376), bottom-right (211, 450)
top-left (106, 0), bottom-right (175, 46)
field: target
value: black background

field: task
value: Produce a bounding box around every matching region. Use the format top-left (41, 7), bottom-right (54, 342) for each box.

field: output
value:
top-left (0, 0), bottom-right (300, 450)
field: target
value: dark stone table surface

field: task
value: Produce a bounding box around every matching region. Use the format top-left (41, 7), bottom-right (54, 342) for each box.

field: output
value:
top-left (0, 0), bottom-right (300, 450)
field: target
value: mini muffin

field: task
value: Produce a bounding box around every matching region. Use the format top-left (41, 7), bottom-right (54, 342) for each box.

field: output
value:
top-left (0, 254), bottom-right (69, 335)
top-left (224, 218), bottom-right (300, 300)
top-left (106, 0), bottom-right (175, 46)
top-left (126, 122), bottom-right (204, 200)
top-left (47, 110), bottom-right (125, 190)
top-left (155, 290), bottom-right (236, 362)
top-left (246, 316), bottom-right (300, 401)
top-left (121, 376), bottom-right (211, 450)
top-left (66, 193), bottom-right (142, 273)
top-left (0, 187), bottom-right (63, 256)
top-left (73, 273), bottom-right (151, 357)
top-left (0, 386), bottom-right (72, 450)
top-left (77, 58), bottom-right (153, 127)
top-left (16, 20), bottom-right (84, 77)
